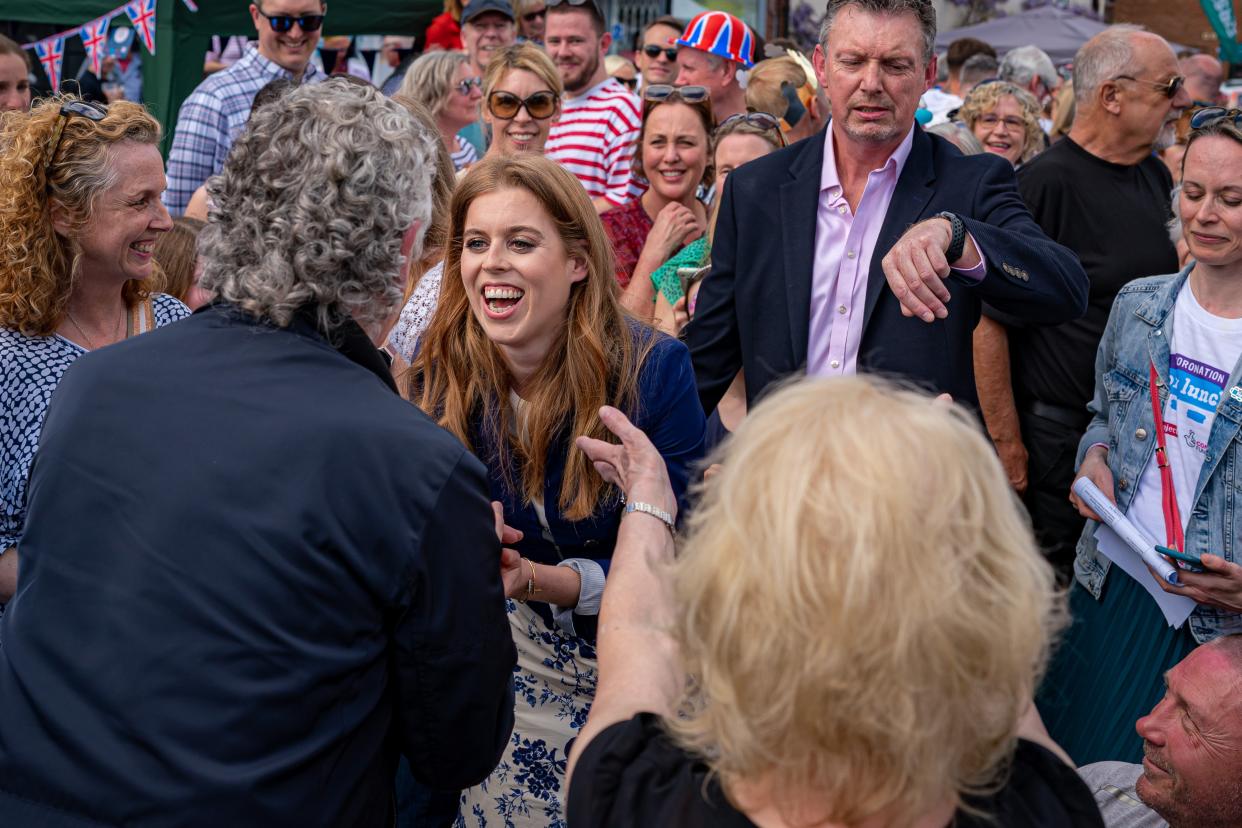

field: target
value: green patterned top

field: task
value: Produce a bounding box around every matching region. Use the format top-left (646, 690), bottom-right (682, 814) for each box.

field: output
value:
top-left (649, 237), bottom-right (710, 306)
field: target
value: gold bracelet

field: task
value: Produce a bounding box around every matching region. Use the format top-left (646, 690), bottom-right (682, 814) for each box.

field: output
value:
top-left (524, 558), bottom-right (540, 603)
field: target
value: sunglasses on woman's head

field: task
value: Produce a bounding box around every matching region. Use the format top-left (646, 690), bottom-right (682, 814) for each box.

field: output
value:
top-left (457, 76), bottom-right (484, 96)
top-left (1190, 106), bottom-right (1242, 130)
top-left (487, 90), bottom-right (559, 120)
top-left (717, 111), bottom-right (787, 145)
top-left (46, 100), bottom-right (108, 179)
top-left (643, 45), bottom-right (678, 62)
top-left (643, 84), bottom-right (710, 104)
top-left (256, 10), bottom-right (325, 33)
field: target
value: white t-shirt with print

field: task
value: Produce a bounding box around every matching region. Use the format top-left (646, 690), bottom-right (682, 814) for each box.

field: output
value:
top-left (1129, 280), bottom-right (1242, 547)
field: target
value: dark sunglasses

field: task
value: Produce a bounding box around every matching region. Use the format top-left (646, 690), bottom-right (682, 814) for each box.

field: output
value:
top-left (257, 10), bottom-right (325, 33)
top-left (522, 9), bottom-right (546, 23)
top-left (717, 111), bottom-right (787, 145)
top-left (643, 44), bottom-right (678, 62)
top-left (487, 90), bottom-right (559, 120)
top-left (457, 76), bottom-right (484, 95)
top-left (1190, 106), bottom-right (1242, 129)
top-left (615, 76), bottom-right (638, 90)
top-left (1114, 73), bottom-right (1184, 99)
top-left (643, 84), bottom-right (709, 104)
top-left (46, 100), bottom-right (108, 179)
top-left (546, 0), bottom-right (602, 12)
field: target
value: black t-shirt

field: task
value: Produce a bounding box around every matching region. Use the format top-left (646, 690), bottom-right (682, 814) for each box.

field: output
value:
top-left (568, 713), bottom-right (1105, 828)
top-left (991, 138), bottom-right (1177, 411)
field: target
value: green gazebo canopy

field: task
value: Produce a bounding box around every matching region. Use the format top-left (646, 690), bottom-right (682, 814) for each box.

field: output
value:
top-left (8, 0), bottom-right (439, 153)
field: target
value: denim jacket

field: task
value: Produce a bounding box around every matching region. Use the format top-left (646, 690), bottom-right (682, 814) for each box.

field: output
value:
top-left (1075, 267), bottom-right (1242, 643)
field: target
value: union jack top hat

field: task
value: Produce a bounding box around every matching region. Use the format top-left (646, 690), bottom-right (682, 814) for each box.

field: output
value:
top-left (675, 11), bottom-right (756, 69)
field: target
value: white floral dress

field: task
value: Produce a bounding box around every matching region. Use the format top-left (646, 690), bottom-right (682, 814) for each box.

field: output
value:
top-left (456, 600), bottom-right (598, 828)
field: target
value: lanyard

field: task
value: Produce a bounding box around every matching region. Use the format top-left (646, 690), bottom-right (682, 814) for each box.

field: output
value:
top-left (1148, 361), bottom-right (1186, 554)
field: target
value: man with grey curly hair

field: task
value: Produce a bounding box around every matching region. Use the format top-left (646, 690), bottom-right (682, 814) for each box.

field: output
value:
top-left (0, 77), bottom-right (518, 826)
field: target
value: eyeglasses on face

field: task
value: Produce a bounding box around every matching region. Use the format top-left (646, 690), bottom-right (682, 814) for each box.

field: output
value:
top-left (457, 76), bottom-right (484, 96)
top-left (1190, 106), bottom-right (1242, 130)
top-left (643, 44), bottom-right (678, 62)
top-left (487, 90), bottom-right (559, 120)
top-left (976, 113), bottom-right (1026, 130)
top-left (46, 100), bottom-right (108, 180)
top-left (1113, 74), bottom-right (1185, 99)
top-left (643, 84), bottom-right (710, 104)
top-left (615, 76), bottom-right (638, 89)
top-left (718, 111), bottom-right (787, 146)
top-left (256, 9), bottom-right (325, 33)
top-left (522, 9), bottom-right (546, 23)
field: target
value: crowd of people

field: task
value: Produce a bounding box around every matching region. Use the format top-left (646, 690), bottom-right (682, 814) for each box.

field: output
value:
top-left (1, 0), bottom-right (1242, 826)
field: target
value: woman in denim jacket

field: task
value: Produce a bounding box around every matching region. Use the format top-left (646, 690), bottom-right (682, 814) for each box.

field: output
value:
top-left (1038, 115), bottom-right (1242, 765)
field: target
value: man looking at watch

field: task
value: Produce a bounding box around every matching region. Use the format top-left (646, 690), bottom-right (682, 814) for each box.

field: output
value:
top-left (689, 0), bottom-right (1088, 414)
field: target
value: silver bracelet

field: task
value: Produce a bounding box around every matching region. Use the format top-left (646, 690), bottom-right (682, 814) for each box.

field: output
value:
top-left (624, 501), bottom-right (676, 536)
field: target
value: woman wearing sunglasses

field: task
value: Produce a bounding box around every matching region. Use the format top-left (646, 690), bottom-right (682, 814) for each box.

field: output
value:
top-left (602, 85), bottom-right (712, 323)
top-left (481, 43), bottom-right (562, 159)
top-left (0, 96), bottom-right (190, 613)
top-left (1040, 110), bottom-right (1242, 764)
top-left (407, 153), bottom-right (704, 826)
top-left (399, 50), bottom-right (483, 172)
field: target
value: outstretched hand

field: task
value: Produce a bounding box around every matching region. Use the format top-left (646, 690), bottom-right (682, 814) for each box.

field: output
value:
top-left (575, 406), bottom-right (676, 519)
top-left (493, 501), bottom-right (526, 600)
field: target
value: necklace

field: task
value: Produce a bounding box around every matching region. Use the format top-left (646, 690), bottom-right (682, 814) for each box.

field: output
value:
top-left (65, 307), bottom-right (123, 351)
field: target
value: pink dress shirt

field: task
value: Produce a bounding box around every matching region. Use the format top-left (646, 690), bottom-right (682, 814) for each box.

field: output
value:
top-left (807, 126), bottom-right (986, 375)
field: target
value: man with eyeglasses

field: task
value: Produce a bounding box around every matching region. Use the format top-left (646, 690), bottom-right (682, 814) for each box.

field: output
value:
top-left (974, 25), bottom-right (1190, 580)
top-left (545, 0), bottom-right (642, 214)
top-left (634, 15), bottom-right (683, 89)
top-left (164, 0), bottom-right (324, 216)
top-left (459, 0), bottom-right (517, 157)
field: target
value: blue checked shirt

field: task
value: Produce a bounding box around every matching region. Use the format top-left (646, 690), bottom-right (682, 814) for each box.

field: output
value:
top-left (164, 46), bottom-right (321, 216)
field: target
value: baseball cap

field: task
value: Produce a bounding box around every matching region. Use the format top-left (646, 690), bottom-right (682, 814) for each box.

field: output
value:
top-left (676, 11), bottom-right (756, 70)
top-left (462, 0), bottom-right (515, 24)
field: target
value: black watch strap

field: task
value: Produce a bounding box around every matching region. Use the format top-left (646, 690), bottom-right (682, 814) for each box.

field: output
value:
top-left (937, 211), bottom-right (966, 264)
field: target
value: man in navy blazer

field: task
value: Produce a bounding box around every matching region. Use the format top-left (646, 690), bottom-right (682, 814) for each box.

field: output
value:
top-left (689, 0), bottom-right (1088, 414)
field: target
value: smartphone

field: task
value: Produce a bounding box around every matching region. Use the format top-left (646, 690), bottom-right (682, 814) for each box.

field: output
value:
top-left (1156, 544), bottom-right (1204, 573)
top-left (677, 265), bottom-right (710, 299)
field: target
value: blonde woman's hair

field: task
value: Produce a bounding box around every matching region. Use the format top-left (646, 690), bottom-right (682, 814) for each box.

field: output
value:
top-left (668, 376), bottom-right (1065, 826)
top-left (391, 94), bottom-right (458, 277)
top-left (482, 43), bottom-right (563, 103)
top-left (958, 81), bottom-right (1045, 163)
top-left (398, 50), bottom-right (471, 120)
top-left (408, 154), bottom-right (657, 519)
top-left (744, 56), bottom-right (808, 121)
top-left (0, 95), bottom-right (162, 336)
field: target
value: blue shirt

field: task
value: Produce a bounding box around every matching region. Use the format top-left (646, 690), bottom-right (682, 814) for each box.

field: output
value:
top-left (164, 46), bottom-right (321, 216)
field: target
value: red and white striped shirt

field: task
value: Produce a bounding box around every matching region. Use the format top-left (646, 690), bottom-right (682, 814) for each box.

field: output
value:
top-left (547, 77), bottom-right (643, 208)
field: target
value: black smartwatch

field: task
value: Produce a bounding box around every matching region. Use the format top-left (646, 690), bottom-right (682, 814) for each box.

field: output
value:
top-left (936, 211), bottom-right (966, 264)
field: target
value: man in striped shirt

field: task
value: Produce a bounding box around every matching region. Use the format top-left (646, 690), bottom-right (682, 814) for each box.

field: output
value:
top-left (544, 0), bottom-right (641, 213)
top-left (163, 1), bottom-right (324, 216)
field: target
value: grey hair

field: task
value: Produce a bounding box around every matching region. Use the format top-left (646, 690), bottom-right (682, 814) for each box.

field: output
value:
top-left (999, 45), bottom-right (1055, 90)
top-left (398, 50), bottom-right (471, 119)
top-left (200, 77), bottom-right (436, 332)
top-left (1167, 184), bottom-right (1182, 247)
top-left (1072, 24), bottom-right (1146, 107)
top-left (820, 0), bottom-right (937, 65)
top-left (925, 121), bottom-right (984, 155)
top-left (961, 52), bottom-right (998, 87)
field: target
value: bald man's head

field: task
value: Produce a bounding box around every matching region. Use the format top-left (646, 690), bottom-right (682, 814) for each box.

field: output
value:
top-left (1180, 53), bottom-right (1224, 104)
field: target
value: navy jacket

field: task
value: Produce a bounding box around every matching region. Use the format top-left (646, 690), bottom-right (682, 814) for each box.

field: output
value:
top-left (689, 124), bottom-right (1090, 413)
top-left (0, 305), bottom-right (516, 827)
top-left (476, 330), bottom-right (705, 640)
